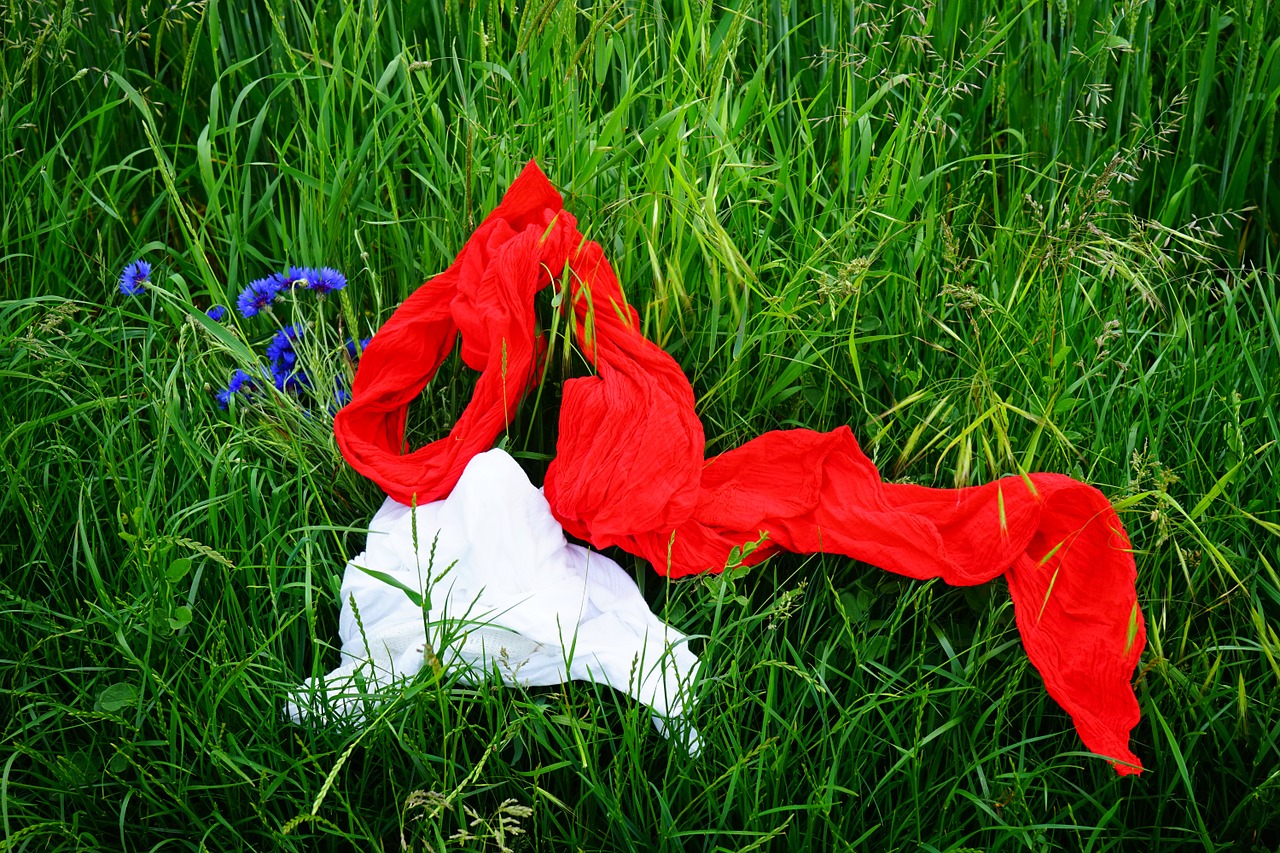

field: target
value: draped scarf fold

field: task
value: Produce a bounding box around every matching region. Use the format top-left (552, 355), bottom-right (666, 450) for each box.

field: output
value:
top-left (334, 160), bottom-right (1146, 775)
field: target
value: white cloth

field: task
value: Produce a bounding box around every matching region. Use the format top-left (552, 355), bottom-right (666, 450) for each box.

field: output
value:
top-left (287, 448), bottom-right (700, 748)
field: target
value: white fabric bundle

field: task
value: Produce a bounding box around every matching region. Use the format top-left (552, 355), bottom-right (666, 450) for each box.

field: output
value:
top-left (287, 448), bottom-right (700, 748)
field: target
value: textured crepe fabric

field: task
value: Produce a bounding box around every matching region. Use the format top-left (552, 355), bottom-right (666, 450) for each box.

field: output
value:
top-left (334, 161), bottom-right (1146, 775)
top-left (288, 448), bottom-right (700, 746)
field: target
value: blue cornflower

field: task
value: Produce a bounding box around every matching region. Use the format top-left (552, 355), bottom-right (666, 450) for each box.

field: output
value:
top-left (216, 368), bottom-right (258, 410)
top-left (118, 260), bottom-right (151, 296)
top-left (270, 360), bottom-right (310, 393)
top-left (228, 369), bottom-right (255, 394)
top-left (206, 305), bottom-right (227, 322)
top-left (345, 336), bottom-right (371, 360)
top-left (310, 267), bottom-right (347, 295)
top-left (266, 324), bottom-right (304, 368)
top-left (236, 276), bottom-right (284, 318)
top-left (287, 266), bottom-right (318, 289)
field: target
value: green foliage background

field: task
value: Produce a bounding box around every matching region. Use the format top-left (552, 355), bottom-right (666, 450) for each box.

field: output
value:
top-left (2, 0), bottom-right (1279, 849)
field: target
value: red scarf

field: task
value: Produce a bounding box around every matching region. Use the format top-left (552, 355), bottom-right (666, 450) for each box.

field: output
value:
top-left (334, 161), bottom-right (1146, 775)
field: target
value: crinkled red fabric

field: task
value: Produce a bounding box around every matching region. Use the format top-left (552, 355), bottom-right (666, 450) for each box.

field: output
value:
top-left (334, 161), bottom-right (1146, 775)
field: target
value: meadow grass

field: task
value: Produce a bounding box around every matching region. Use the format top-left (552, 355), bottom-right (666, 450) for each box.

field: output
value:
top-left (2, 0), bottom-right (1279, 849)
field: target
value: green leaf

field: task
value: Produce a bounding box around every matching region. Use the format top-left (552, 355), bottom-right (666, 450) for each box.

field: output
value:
top-left (1189, 458), bottom-right (1245, 520)
top-left (168, 605), bottom-right (193, 631)
top-left (962, 583), bottom-right (993, 613)
top-left (355, 564), bottom-right (424, 608)
top-left (95, 683), bottom-right (138, 714)
top-left (166, 557), bottom-right (192, 583)
top-left (1124, 602), bottom-right (1140, 656)
top-left (839, 590), bottom-right (871, 622)
top-left (862, 637), bottom-right (890, 662)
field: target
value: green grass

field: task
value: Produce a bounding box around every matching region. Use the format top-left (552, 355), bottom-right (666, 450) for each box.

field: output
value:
top-left (3, 0), bottom-right (1279, 849)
